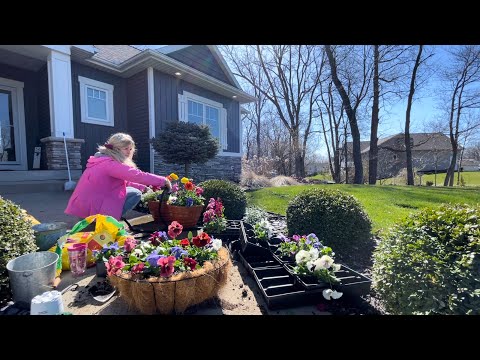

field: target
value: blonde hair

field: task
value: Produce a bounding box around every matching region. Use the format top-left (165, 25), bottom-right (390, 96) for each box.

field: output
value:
top-left (98, 132), bottom-right (137, 168)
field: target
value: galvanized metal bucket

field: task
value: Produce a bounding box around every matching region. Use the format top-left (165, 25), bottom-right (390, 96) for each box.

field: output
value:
top-left (6, 251), bottom-right (59, 308)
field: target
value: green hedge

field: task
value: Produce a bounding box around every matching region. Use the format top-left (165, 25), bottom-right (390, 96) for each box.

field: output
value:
top-left (372, 203), bottom-right (480, 314)
top-left (0, 196), bottom-right (37, 296)
top-left (199, 179), bottom-right (247, 220)
top-left (286, 188), bottom-right (372, 260)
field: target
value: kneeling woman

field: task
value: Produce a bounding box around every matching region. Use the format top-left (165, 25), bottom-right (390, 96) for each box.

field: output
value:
top-left (65, 133), bottom-right (171, 221)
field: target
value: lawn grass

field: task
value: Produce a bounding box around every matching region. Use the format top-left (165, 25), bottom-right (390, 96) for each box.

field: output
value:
top-left (246, 184), bottom-right (480, 234)
top-left (380, 171), bottom-right (480, 187)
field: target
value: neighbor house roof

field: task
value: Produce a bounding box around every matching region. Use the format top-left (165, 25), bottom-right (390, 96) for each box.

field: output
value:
top-left (347, 133), bottom-right (454, 154)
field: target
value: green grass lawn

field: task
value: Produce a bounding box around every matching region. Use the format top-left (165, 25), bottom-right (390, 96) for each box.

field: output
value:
top-left (306, 173), bottom-right (332, 181)
top-left (380, 171), bottom-right (480, 187)
top-left (246, 184), bottom-right (480, 234)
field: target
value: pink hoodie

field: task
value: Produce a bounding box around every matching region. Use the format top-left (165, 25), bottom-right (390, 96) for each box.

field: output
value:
top-left (65, 156), bottom-right (166, 220)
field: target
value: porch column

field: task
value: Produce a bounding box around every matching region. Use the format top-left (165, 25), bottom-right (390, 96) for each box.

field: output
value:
top-left (47, 48), bottom-right (74, 138)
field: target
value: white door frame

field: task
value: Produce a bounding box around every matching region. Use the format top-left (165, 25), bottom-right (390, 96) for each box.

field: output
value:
top-left (0, 76), bottom-right (27, 170)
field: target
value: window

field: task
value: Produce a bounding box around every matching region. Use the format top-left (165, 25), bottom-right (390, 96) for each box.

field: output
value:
top-left (179, 91), bottom-right (228, 151)
top-left (78, 76), bottom-right (114, 126)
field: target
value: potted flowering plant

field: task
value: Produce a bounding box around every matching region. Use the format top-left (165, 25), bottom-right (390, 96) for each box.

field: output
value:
top-left (203, 197), bottom-right (227, 234)
top-left (92, 242), bottom-right (125, 277)
top-left (276, 232), bottom-right (343, 300)
top-left (106, 220), bottom-right (231, 314)
top-left (144, 173), bottom-right (206, 228)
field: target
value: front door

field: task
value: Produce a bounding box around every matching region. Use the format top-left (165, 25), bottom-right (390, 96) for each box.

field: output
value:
top-left (0, 77), bottom-right (26, 170)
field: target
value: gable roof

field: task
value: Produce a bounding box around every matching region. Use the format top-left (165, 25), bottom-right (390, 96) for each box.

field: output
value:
top-left (77, 45), bottom-right (255, 104)
top-left (92, 45), bottom-right (141, 65)
top-left (348, 133), bottom-right (454, 154)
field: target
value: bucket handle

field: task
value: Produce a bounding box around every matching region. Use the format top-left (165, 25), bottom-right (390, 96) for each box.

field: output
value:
top-left (22, 271), bottom-right (33, 278)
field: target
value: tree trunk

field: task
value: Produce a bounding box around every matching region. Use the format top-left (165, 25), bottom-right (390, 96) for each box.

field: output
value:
top-left (291, 129), bottom-right (304, 178)
top-left (444, 148), bottom-right (458, 186)
top-left (369, 45), bottom-right (380, 185)
top-left (325, 45), bottom-right (363, 184)
top-left (405, 46), bottom-right (424, 185)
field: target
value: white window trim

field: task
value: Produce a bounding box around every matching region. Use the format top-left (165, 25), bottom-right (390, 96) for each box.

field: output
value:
top-left (78, 76), bottom-right (114, 127)
top-left (180, 91), bottom-right (241, 156)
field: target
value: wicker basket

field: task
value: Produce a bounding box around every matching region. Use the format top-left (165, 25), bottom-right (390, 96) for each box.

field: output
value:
top-left (148, 201), bottom-right (203, 228)
top-left (109, 247), bottom-right (231, 314)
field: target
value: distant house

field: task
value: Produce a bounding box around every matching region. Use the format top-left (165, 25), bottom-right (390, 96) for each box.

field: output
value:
top-left (345, 133), bottom-right (457, 179)
top-left (460, 158), bottom-right (480, 172)
top-left (0, 45), bottom-right (255, 186)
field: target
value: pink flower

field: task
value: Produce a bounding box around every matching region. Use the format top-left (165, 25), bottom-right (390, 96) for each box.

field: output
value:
top-left (106, 255), bottom-right (125, 276)
top-left (124, 238), bottom-right (137, 252)
top-left (171, 183), bottom-right (179, 192)
top-left (195, 186), bottom-right (204, 196)
top-left (158, 256), bottom-right (176, 277)
top-left (168, 221), bottom-right (183, 239)
top-left (131, 263), bottom-right (145, 274)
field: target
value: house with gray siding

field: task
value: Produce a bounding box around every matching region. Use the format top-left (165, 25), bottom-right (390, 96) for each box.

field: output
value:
top-left (345, 133), bottom-right (455, 180)
top-left (0, 45), bottom-right (255, 191)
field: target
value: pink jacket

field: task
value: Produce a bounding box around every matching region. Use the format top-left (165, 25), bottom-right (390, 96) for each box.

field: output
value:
top-left (65, 156), bottom-right (166, 220)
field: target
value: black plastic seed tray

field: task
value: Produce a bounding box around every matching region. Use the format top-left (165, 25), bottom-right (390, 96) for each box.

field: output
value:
top-left (209, 220), bottom-right (242, 243)
top-left (333, 265), bottom-right (372, 298)
top-left (251, 266), bottom-right (326, 309)
top-left (239, 221), bottom-right (271, 256)
top-left (238, 251), bottom-right (283, 276)
top-left (282, 263), bottom-right (372, 297)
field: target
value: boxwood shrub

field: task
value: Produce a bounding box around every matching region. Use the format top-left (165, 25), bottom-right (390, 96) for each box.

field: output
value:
top-left (0, 196), bottom-right (37, 298)
top-left (198, 179), bottom-right (247, 220)
top-left (286, 188), bottom-right (372, 260)
top-left (372, 203), bottom-right (480, 315)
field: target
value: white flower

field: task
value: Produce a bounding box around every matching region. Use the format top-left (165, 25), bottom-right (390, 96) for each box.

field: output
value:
top-left (212, 238), bottom-right (222, 251)
top-left (295, 250), bottom-right (311, 264)
top-left (322, 289), bottom-right (343, 300)
top-left (314, 255), bottom-right (334, 270)
top-left (308, 247), bottom-right (319, 260)
top-left (133, 249), bottom-right (143, 257)
top-left (167, 195), bottom-right (177, 204)
top-left (333, 263), bottom-right (342, 271)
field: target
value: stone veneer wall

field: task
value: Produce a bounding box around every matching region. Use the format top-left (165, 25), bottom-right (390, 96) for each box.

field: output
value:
top-left (40, 137), bottom-right (85, 170)
top-left (153, 154), bottom-right (242, 182)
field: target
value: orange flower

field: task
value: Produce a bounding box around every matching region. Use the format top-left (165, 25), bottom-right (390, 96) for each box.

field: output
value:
top-left (185, 181), bottom-right (194, 191)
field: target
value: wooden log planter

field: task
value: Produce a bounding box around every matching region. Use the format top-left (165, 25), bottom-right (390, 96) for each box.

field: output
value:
top-left (109, 247), bottom-right (231, 315)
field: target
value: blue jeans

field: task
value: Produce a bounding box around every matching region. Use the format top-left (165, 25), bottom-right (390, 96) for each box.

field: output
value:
top-left (122, 187), bottom-right (142, 218)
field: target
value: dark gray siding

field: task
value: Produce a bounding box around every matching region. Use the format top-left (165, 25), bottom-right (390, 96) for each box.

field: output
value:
top-left (126, 70), bottom-right (149, 171)
top-left (167, 46), bottom-right (237, 87)
top-left (0, 63), bottom-right (40, 170)
top-left (153, 69), bottom-right (240, 153)
top-left (71, 61), bottom-right (129, 169)
top-left (37, 65), bottom-right (50, 141)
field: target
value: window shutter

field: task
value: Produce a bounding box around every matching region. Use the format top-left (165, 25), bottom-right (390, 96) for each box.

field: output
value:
top-left (178, 94), bottom-right (187, 122)
top-left (221, 108), bottom-right (228, 151)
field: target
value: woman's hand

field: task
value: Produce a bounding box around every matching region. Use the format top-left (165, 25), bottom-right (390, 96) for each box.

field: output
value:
top-left (164, 179), bottom-right (172, 192)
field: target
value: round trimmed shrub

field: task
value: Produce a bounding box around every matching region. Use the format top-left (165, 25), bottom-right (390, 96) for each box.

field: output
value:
top-left (199, 179), bottom-right (247, 220)
top-left (286, 188), bottom-right (372, 258)
top-left (372, 204), bottom-right (480, 315)
top-left (0, 196), bottom-right (38, 298)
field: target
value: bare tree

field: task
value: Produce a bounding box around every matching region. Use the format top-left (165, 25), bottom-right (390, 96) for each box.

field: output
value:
top-left (222, 45), bottom-right (324, 178)
top-left (405, 46), bottom-right (434, 185)
top-left (441, 46), bottom-right (480, 186)
top-left (317, 81), bottom-right (345, 183)
top-left (325, 45), bottom-right (373, 184)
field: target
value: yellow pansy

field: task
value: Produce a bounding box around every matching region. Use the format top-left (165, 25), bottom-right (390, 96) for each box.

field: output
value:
top-left (169, 173), bottom-right (179, 181)
top-left (181, 177), bottom-right (189, 184)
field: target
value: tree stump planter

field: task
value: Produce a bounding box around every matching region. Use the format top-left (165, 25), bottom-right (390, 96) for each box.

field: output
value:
top-left (109, 247), bottom-right (231, 314)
